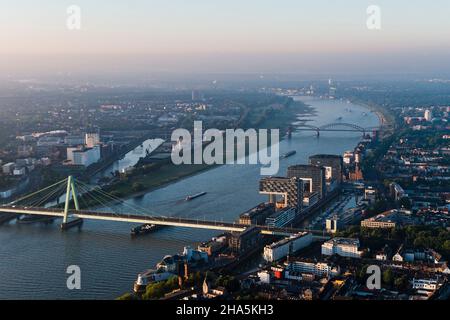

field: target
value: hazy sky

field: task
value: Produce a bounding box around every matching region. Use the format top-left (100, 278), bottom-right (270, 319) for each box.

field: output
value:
top-left (2, 0), bottom-right (450, 76)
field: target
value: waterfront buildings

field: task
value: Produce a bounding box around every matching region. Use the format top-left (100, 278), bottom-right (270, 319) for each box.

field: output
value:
top-left (287, 164), bottom-right (326, 199)
top-left (229, 226), bottom-right (261, 254)
top-left (263, 232), bottom-right (312, 262)
top-left (321, 238), bottom-right (363, 258)
top-left (265, 207), bottom-right (297, 228)
top-left (309, 154), bottom-right (343, 184)
top-left (198, 237), bottom-right (227, 256)
top-left (259, 177), bottom-right (303, 212)
top-left (238, 203), bottom-right (275, 225)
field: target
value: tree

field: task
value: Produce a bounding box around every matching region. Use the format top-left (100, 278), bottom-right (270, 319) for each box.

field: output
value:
top-left (132, 182), bottom-right (145, 193)
top-left (116, 293), bottom-right (135, 300)
top-left (382, 269), bottom-right (394, 286)
top-left (394, 276), bottom-right (409, 292)
top-left (398, 197), bottom-right (412, 210)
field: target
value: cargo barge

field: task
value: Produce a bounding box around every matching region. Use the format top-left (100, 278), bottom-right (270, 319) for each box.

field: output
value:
top-left (185, 192), bottom-right (207, 201)
top-left (131, 224), bottom-right (163, 237)
top-left (281, 150), bottom-right (296, 159)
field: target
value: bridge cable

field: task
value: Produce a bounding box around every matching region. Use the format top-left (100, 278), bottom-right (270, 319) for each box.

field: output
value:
top-left (8, 178), bottom-right (68, 206)
top-left (74, 179), bottom-right (160, 217)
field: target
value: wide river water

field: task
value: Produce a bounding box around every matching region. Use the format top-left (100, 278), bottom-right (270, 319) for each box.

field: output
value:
top-left (0, 97), bottom-right (379, 299)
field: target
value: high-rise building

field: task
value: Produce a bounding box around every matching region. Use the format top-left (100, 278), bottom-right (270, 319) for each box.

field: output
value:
top-left (309, 154), bottom-right (343, 184)
top-left (424, 109), bottom-right (433, 122)
top-left (287, 164), bottom-right (326, 199)
top-left (85, 132), bottom-right (100, 148)
top-left (259, 177), bottom-right (303, 212)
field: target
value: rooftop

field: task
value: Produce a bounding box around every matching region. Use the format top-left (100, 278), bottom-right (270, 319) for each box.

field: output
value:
top-left (324, 237), bottom-right (360, 247)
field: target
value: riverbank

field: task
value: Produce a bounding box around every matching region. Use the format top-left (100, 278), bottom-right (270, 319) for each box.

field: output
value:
top-left (346, 97), bottom-right (396, 137)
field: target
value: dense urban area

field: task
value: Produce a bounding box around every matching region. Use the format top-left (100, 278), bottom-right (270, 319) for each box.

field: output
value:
top-left (1, 78), bottom-right (449, 301)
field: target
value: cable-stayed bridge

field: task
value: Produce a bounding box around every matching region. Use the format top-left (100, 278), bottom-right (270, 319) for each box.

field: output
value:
top-left (0, 176), bottom-right (327, 237)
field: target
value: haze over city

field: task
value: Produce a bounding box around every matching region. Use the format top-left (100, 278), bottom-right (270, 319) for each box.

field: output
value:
top-left (2, 0), bottom-right (450, 77)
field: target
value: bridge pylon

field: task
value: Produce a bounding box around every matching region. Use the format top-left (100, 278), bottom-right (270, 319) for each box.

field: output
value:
top-left (61, 176), bottom-right (83, 230)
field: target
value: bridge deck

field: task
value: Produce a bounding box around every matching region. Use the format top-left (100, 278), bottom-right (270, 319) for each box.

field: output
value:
top-left (0, 206), bottom-right (326, 236)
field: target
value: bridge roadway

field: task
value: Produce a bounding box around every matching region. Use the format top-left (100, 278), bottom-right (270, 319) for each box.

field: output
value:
top-left (295, 128), bottom-right (368, 132)
top-left (0, 206), bottom-right (327, 237)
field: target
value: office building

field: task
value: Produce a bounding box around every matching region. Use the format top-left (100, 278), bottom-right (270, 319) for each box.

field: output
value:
top-left (259, 177), bottom-right (303, 212)
top-left (228, 226), bottom-right (260, 254)
top-left (265, 207), bottom-right (297, 228)
top-left (239, 203), bottom-right (275, 225)
top-left (321, 237), bottom-right (363, 258)
top-left (263, 232), bottom-right (312, 262)
top-left (287, 164), bottom-right (326, 199)
top-left (309, 154), bottom-right (343, 184)
top-left (287, 260), bottom-right (340, 277)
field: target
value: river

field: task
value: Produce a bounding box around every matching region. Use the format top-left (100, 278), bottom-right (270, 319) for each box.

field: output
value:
top-left (0, 97), bottom-right (379, 299)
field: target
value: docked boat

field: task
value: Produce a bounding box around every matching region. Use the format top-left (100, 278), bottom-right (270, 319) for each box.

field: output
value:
top-left (281, 150), bottom-right (296, 159)
top-left (131, 224), bottom-right (162, 237)
top-left (185, 192), bottom-right (207, 201)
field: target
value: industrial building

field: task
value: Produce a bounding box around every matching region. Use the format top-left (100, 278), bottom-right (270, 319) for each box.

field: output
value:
top-left (72, 145), bottom-right (101, 167)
